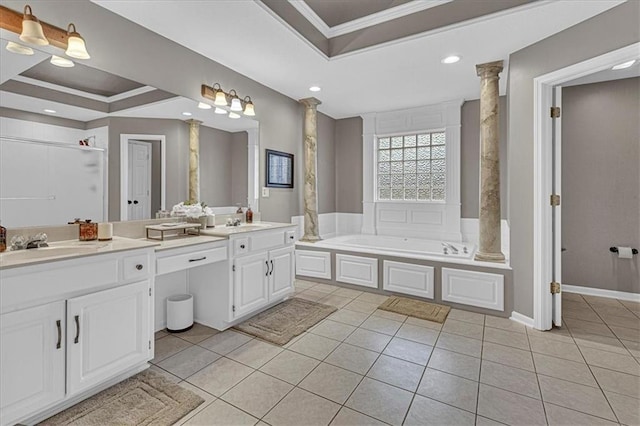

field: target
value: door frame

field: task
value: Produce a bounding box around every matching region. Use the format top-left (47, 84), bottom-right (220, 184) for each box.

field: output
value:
top-left (532, 42), bottom-right (638, 330)
top-left (120, 134), bottom-right (166, 221)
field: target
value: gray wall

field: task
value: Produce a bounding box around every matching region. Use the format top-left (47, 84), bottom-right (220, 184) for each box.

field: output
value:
top-left (507, 1), bottom-right (640, 316)
top-left (335, 117), bottom-right (364, 214)
top-left (318, 112), bottom-right (336, 214)
top-left (562, 77), bottom-right (639, 294)
top-left (461, 97), bottom-right (508, 219)
top-left (231, 132), bottom-right (249, 207)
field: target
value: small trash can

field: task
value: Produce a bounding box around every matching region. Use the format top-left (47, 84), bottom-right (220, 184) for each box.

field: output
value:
top-left (166, 294), bottom-right (194, 332)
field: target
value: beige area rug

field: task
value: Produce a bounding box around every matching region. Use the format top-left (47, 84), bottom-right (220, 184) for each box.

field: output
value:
top-left (234, 298), bottom-right (337, 345)
top-left (39, 370), bottom-right (204, 426)
top-left (379, 296), bottom-right (451, 323)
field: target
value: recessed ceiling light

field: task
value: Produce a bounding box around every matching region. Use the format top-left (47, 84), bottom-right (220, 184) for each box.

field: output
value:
top-left (229, 112), bottom-right (241, 119)
top-left (441, 55), bottom-right (461, 64)
top-left (50, 55), bottom-right (74, 67)
top-left (43, 109), bottom-right (56, 114)
top-left (182, 112), bottom-right (192, 116)
top-left (309, 86), bottom-right (321, 92)
top-left (611, 60), bottom-right (636, 70)
top-left (214, 107), bottom-right (227, 115)
top-left (198, 102), bottom-right (212, 109)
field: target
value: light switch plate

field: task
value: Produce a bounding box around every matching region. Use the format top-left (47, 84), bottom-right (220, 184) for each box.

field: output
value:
top-left (262, 187), bottom-right (270, 197)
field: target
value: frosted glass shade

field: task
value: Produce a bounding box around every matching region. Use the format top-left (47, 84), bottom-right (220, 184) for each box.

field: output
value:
top-left (65, 34), bottom-right (90, 59)
top-left (214, 91), bottom-right (227, 106)
top-left (20, 18), bottom-right (48, 45)
top-left (230, 98), bottom-right (242, 112)
top-left (243, 102), bottom-right (255, 116)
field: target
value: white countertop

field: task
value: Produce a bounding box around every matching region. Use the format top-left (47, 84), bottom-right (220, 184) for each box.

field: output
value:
top-left (200, 221), bottom-right (296, 237)
top-left (149, 234), bottom-right (227, 251)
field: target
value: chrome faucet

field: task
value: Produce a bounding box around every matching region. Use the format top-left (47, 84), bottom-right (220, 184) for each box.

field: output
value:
top-left (441, 242), bottom-right (459, 254)
top-left (225, 218), bottom-right (242, 227)
top-left (10, 233), bottom-right (48, 250)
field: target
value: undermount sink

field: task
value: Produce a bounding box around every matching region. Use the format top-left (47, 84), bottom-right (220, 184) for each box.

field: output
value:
top-left (0, 245), bottom-right (104, 261)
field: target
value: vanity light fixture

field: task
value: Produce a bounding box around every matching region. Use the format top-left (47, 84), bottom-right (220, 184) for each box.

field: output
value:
top-left (214, 107), bottom-right (227, 115)
top-left (197, 102), bottom-right (212, 110)
top-left (65, 23), bottom-right (90, 59)
top-left (228, 112), bottom-right (241, 119)
top-left (611, 60), bottom-right (636, 70)
top-left (309, 86), bottom-right (321, 92)
top-left (201, 83), bottom-right (256, 117)
top-left (19, 5), bottom-right (48, 46)
top-left (50, 55), bottom-right (74, 67)
top-left (441, 55), bottom-right (461, 64)
top-left (5, 41), bottom-right (33, 55)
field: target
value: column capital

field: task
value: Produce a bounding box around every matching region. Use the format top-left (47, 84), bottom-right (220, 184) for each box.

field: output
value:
top-left (476, 60), bottom-right (504, 79)
top-left (185, 119), bottom-right (203, 126)
top-left (299, 97), bottom-right (322, 108)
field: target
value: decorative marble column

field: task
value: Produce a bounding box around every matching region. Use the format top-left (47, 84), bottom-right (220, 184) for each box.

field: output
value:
top-left (475, 60), bottom-right (505, 263)
top-left (186, 119), bottom-right (202, 203)
top-left (299, 97), bottom-right (321, 242)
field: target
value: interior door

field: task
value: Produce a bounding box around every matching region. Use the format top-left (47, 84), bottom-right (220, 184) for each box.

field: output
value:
top-left (233, 252), bottom-right (269, 318)
top-left (128, 141), bottom-right (152, 220)
top-left (552, 86), bottom-right (563, 327)
top-left (269, 246), bottom-right (295, 300)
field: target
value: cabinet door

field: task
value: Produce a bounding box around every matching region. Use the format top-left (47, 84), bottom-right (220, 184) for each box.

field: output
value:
top-left (67, 280), bottom-right (151, 396)
top-left (233, 252), bottom-right (269, 318)
top-left (1, 301), bottom-right (65, 426)
top-left (269, 246), bottom-right (295, 300)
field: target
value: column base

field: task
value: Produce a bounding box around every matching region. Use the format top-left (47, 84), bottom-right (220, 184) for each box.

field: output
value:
top-left (300, 235), bottom-right (322, 243)
top-left (474, 251), bottom-right (505, 263)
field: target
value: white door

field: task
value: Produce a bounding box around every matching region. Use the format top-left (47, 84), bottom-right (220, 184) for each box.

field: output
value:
top-left (269, 246), bottom-right (294, 300)
top-left (233, 252), bottom-right (269, 318)
top-left (128, 141), bottom-right (152, 220)
top-left (0, 301), bottom-right (65, 426)
top-left (552, 87), bottom-right (563, 327)
top-left (67, 281), bottom-right (151, 396)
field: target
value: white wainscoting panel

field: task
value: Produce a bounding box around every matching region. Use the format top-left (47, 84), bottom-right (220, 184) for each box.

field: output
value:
top-left (376, 202), bottom-right (461, 241)
top-left (295, 250), bottom-right (332, 280)
top-left (336, 254), bottom-right (378, 288)
top-left (291, 213), bottom-right (363, 239)
top-left (383, 261), bottom-right (434, 299)
top-left (441, 268), bottom-right (504, 311)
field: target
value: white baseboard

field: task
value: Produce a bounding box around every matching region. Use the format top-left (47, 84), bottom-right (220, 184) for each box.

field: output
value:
top-left (563, 285), bottom-right (640, 302)
top-left (510, 311), bottom-right (535, 328)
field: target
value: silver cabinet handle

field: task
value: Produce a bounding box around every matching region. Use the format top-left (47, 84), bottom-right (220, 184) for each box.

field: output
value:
top-left (189, 256), bottom-right (207, 262)
top-left (56, 320), bottom-right (62, 349)
top-left (74, 315), bottom-right (80, 344)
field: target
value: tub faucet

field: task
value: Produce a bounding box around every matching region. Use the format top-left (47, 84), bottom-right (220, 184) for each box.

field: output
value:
top-left (441, 242), bottom-right (459, 254)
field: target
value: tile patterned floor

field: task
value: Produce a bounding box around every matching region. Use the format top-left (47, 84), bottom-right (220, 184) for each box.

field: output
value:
top-left (150, 283), bottom-right (640, 425)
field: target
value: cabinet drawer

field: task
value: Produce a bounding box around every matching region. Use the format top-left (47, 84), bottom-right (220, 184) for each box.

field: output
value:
top-left (234, 238), bottom-right (250, 256)
top-left (250, 232), bottom-right (285, 252)
top-left (157, 247), bottom-right (227, 275)
top-left (285, 230), bottom-right (296, 245)
top-left (123, 253), bottom-right (150, 281)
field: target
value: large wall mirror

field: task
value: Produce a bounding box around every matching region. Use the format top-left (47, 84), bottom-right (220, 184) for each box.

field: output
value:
top-left (0, 37), bottom-right (259, 228)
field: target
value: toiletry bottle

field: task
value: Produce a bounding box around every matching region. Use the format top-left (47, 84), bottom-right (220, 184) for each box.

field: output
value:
top-left (246, 207), bottom-right (253, 224)
top-left (0, 222), bottom-right (6, 252)
top-left (236, 205), bottom-right (243, 214)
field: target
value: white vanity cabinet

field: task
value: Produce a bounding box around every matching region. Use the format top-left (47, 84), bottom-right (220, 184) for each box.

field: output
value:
top-left (0, 246), bottom-right (154, 426)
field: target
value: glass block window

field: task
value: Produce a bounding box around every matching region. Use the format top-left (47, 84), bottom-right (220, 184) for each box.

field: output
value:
top-left (377, 131), bottom-right (446, 201)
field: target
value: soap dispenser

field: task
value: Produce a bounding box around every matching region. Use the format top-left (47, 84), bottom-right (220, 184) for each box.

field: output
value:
top-left (246, 206), bottom-right (253, 224)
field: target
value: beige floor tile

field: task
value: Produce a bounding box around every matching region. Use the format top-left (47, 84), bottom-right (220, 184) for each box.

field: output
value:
top-left (299, 362), bottom-right (363, 404)
top-left (417, 368), bottom-right (478, 412)
top-left (405, 394), bottom-right (476, 426)
top-left (263, 388), bottom-right (340, 426)
top-left (573, 332), bottom-right (630, 355)
top-left (310, 283), bottom-right (340, 294)
top-left (355, 292), bottom-right (389, 305)
top-left (482, 342), bottom-right (535, 372)
top-left (526, 326), bottom-right (574, 344)
top-left (226, 339), bottom-right (283, 369)
top-left (325, 343), bottom-right (379, 374)
top-left (591, 366), bottom-right (640, 398)
top-left (183, 399), bottom-right (258, 426)
top-left (366, 354), bottom-right (425, 392)
top-left (187, 357), bottom-right (254, 397)
top-left (584, 295), bottom-right (623, 307)
top-left (593, 304), bottom-right (638, 318)
top-left (477, 384), bottom-right (546, 426)
top-left (562, 292), bottom-right (586, 302)
top-left (483, 327), bottom-right (529, 350)
top-left (155, 329), bottom-right (169, 340)
top-left (480, 360), bottom-right (540, 399)
top-left (428, 348), bottom-right (480, 381)
top-left (360, 316), bottom-right (403, 336)
top-left (174, 382), bottom-right (217, 425)
top-left (330, 407), bottom-right (386, 426)
top-left (333, 287), bottom-right (364, 299)
top-left (297, 289), bottom-right (329, 302)
top-left (310, 319), bottom-right (357, 341)
top-left (319, 294), bottom-right (352, 309)
top-left (533, 352), bottom-right (598, 387)
top-left (600, 314), bottom-right (640, 330)
top-left (148, 364), bottom-right (181, 383)
top-left (435, 332), bottom-right (482, 358)
top-left (565, 318), bottom-right (616, 338)
top-left (328, 309), bottom-right (370, 327)
top-left (563, 307), bottom-right (605, 323)
top-left (484, 316), bottom-right (527, 334)
top-left (528, 335), bottom-right (584, 363)
top-left (371, 309), bottom-right (408, 322)
top-left (610, 325), bottom-right (640, 342)
top-left (383, 337), bottom-right (433, 366)
top-left (221, 371), bottom-right (293, 418)
top-left (448, 309), bottom-right (485, 325)
top-left (344, 328), bottom-right (392, 352)
top-left (474, 415), bottom-right (506, 426)
top-left (395, 323), bottom-right (439, 345)
top-left (620, 300), bottom-right (640, 314)
top-left (288, 333), bottom-right (341, 360)
top-left (442, 318), bottom-right (484, 340)
top-left (580, 346), bottom-right (640, 376)
top-left (405, 316), bottom-right (443, 330)
top-left (344, 300), bottom-right (380, 315)
top-left (176, 323), bottom-right (219, 344)
top-left (622, 339), bottom-right (640, 358)
top-left (153, 335), bottom-right (193, 363)
top-left (544, 402), bottom-right (619, 426)
top-left (157, 345), bottom-right (220, 379)
top-left (294, 279), bottom-right (317, 290)
top-left (345, 377), bottom-right (413, 426)
top-left (259, 350), bottom-right (320, 385)
top-left (537, 375), bottom-right (616, 421)
top-left (199, 330), bottom-right (253, 355)
top-left (604, 390), bottom-right (640, 425)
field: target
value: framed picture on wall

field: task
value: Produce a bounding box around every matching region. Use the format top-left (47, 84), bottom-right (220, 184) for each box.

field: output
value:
top-left (266, 149), bottom-right (294, 188)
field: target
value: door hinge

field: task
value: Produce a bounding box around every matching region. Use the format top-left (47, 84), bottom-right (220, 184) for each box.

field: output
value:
top-left (550, 106), bottom-right (561, 118)
top-left (550, 194), bottom-right (560, 206)
top-left (232, 305), bottom-right (235, 312)
top-left (149, 288), bottom-right (152, 297)
top-left (232, 264), bottom-right (235, 272)
top-left (550, 282), bottom-right (561, 294)
top-left (149, 340), bottom-right (151, 350)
